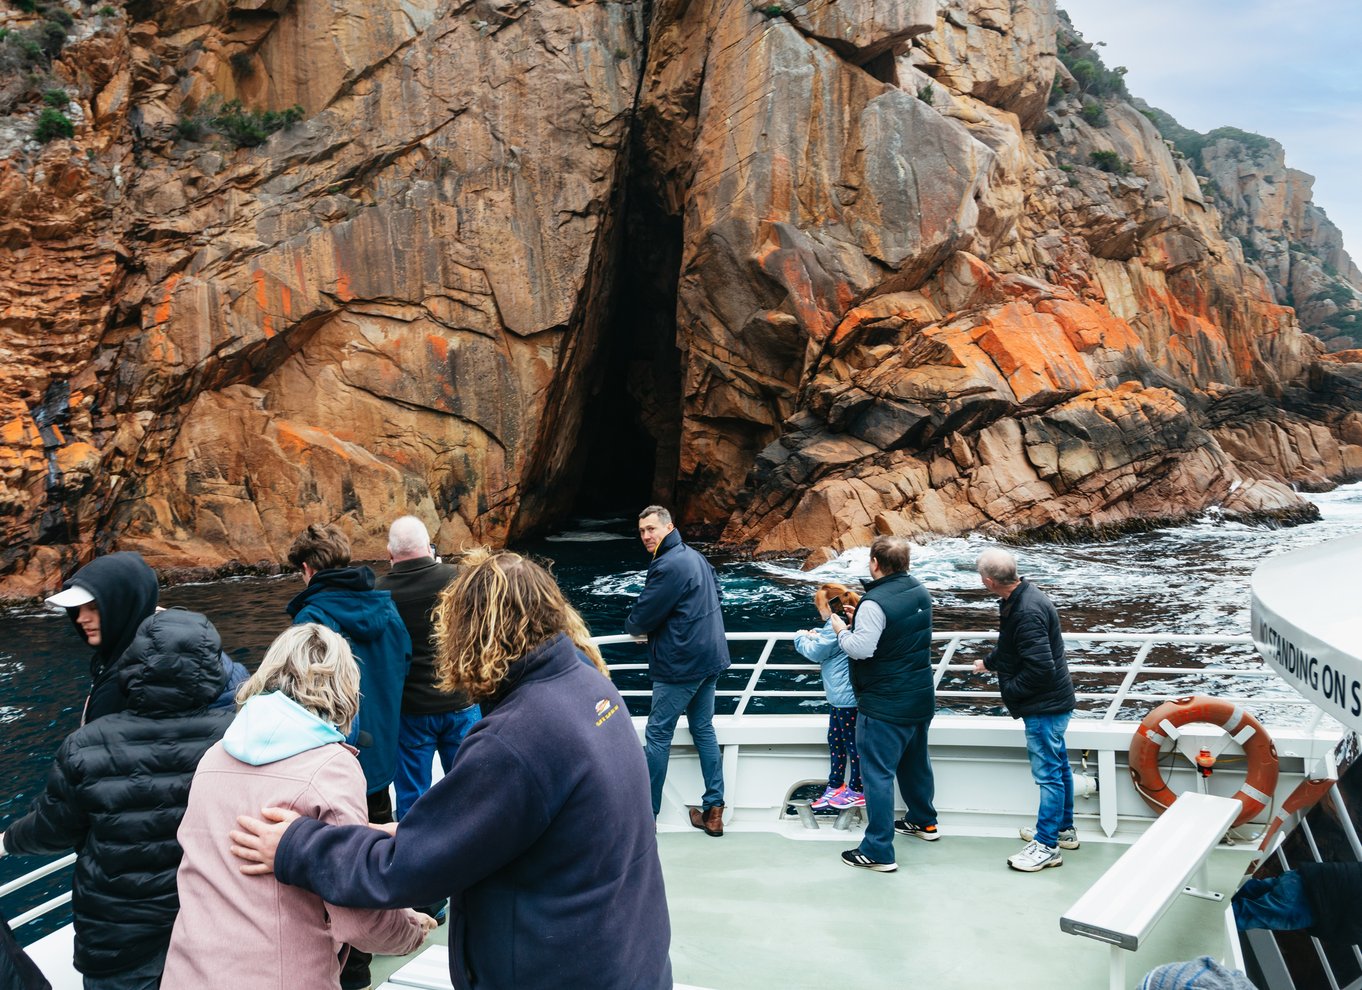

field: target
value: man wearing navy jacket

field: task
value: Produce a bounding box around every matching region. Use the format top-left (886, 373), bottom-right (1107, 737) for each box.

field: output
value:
top-left (625, 505), bottom-right (731, 835)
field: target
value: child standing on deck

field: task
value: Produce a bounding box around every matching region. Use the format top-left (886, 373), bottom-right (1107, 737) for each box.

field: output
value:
top-left (795, 582), bottom-right (864, 810)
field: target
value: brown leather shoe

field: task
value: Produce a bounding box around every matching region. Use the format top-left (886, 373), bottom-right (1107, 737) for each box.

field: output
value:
top-left (689, 804), bottom-right (724, 837)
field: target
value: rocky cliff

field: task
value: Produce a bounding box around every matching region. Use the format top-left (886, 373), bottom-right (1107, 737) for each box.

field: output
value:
top-left (1, 0), bottom-right (1360, 595)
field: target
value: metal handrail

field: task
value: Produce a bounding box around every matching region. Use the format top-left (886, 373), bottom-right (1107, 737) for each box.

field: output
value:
top-left (0, 852), bottom-right (76, 930)
top-left (593, 629), bottom-right (1305, 722)
top-left (0, 853), bottom-right (75, 900)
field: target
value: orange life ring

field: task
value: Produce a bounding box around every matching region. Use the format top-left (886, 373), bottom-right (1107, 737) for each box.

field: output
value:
top-left (1128, 695), bottom-right (1278, 828)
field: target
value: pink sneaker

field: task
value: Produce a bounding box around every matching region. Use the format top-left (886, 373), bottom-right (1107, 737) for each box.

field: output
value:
top-left (811, 785), bottom-right (845, 810)
top-left (829, 788), bottom-right (865, 809)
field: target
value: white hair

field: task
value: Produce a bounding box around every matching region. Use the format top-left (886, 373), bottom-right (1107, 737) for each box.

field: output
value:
top-left (976, 548), bottom-right (1019, 584)
top-left (388, 515), bottom-right (432, 559)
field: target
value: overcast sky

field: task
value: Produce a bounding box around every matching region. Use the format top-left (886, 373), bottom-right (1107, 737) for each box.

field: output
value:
top-left (1059, 1), bottom-right (1361, 264)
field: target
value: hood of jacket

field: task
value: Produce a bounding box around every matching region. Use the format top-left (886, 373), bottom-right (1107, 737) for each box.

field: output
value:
top-left (117, 608), bottom-right (230, 717)
top-left (224, 692), bottom-right (346, 765)
top-left (63, 551), bottom-right (159, 670)
top-left (286, 565), bottom-right (394, 640)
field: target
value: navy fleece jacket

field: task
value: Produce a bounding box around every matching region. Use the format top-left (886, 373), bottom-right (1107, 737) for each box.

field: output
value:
top-left (624, 528), bottom-right (730, 684)
top-left (274, 633), bottom-right (671, 990)
top-left (287, 565), bottom-right (411, 792)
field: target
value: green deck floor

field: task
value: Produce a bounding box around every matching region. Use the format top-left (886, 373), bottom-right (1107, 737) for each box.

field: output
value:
top-left (371, 828), bottom-right (1247, 989)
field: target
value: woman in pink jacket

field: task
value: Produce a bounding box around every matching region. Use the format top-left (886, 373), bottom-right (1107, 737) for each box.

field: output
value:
top-left (163, 623), bottom-right (433, 989)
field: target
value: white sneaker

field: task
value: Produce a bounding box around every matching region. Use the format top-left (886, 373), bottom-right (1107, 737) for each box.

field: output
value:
top-left (1008, 840), bottom-right (1062, 872)
top-left (1019, 825), bottom-right (1079, 849)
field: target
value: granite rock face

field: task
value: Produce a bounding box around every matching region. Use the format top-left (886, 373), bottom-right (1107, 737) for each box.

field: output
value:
top-left (0, 0), bottom-right (642, 593)
top-left (1, 0), bottom-right (1360, 595)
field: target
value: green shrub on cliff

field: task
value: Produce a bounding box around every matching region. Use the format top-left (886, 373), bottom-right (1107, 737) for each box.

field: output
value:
top-left (36, 20), bottom-right (67, 57)
top-left (1056, 26), bottom-right (1128, 99)
top-left (34, 106), bottom-right (74, 142)
top-left (1080, 98), bottom-right (1108, 127)
top-left (1205, 126), bottom-right (1273, 157)
top-left (1141, 105), bottom-right (1275, 167)
top-left (208, 99), bottom-right (305, 147)
top-left (1089, 150), bottom-right (1131, 176)
top-left (43, 87), bottom-right (68, 107)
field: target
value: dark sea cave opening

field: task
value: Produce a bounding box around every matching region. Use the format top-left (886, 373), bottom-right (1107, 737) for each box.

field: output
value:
top-left (567, 155), bottom-right (685, 525)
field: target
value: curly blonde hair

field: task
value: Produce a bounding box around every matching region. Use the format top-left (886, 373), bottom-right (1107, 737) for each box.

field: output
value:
top-left (236, 623), bottom-right (361, 733)
top-left (432, 547), bottom-right (608, 701)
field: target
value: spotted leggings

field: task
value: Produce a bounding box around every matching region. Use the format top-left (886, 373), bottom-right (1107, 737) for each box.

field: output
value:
top-left (828, 705), bottom-right (862, 791)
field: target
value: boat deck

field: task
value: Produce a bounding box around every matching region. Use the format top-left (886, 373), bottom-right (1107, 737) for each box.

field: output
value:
top-left (372, 825), bottom-right (1252, 989)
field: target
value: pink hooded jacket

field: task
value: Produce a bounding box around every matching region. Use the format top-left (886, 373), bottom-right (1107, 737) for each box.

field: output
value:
top-left (163, 693), bottom-right (426, 989)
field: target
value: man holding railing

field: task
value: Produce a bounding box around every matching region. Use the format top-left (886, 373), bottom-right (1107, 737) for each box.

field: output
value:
top-left (974, 548), bottom-right (1078, 873)
top-left (625, 505), bottom-right (731, 836)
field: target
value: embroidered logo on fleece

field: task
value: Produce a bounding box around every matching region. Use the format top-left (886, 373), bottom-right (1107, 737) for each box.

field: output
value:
top-left (594, 698), bottom-right (619, 726)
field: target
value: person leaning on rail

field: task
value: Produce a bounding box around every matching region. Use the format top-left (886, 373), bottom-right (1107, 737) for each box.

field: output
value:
top-left (624, 505), bottom-right (731, 836)
top-left (228, 548), bottom-right (672, 990)
top-left (973, 547), bottom-right (1078, 873)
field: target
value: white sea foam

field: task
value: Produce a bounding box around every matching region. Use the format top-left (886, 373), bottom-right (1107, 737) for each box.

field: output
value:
top-left (545, 530), bottom-right (633, 543)
top-left (585, 571), bottom-right (649, 597)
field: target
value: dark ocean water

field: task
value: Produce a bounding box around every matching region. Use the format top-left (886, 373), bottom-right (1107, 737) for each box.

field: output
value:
top-left (4, 481), bottom-right (1362, 939)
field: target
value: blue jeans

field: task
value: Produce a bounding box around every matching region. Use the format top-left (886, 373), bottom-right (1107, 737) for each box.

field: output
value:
top-left (856, 712), bottom-right (936, 864)
top-left (394, 705), bottom-right (482, 820)
top-left (1023, 712), bottom-right (1074, 848)
top-left (1233, 871), bottom-right (1315, 932)
top-left (645, 675), bottom-right (723, 816)
top-left (83, 946), bottom-right (167, 990)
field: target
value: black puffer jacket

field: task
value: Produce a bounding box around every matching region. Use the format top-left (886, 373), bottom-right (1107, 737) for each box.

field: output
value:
top-left (984, 579), bottom-right (1075, 718)
top-left (2, 609), bottom-right (234, 976)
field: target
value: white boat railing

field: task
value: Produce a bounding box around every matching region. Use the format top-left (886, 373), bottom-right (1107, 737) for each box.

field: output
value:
top-left (593, 629), bottom-right (1322, 727)
top-left (0, 852), bottom-right (74, 928)
top-left (0, 629), bottom-right (1323, 938)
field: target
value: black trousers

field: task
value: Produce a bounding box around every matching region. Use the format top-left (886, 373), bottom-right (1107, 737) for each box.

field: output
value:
top-left (338, 788), bottom-right (395, 989)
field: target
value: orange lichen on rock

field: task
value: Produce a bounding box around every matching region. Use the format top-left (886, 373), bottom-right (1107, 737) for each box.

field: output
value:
top-left (1039, 299), bottom-right (1141, 354)
top-left (970, 303), bottom-right (1098, 402)
top-left (153, 273), bottom-right (182, 327)
top-left (253, 269), bottom-right (275, 338)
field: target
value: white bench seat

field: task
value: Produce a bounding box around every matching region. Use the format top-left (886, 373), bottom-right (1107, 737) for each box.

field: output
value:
top-left (1061, 792), bottom-right (1248, 990)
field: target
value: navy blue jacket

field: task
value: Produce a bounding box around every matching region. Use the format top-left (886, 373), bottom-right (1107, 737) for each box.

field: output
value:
top-left (850, 571), bottom-right (935, 725)
top-left (984, 579), bottom-right (1075, 718)
top-left (274, 634), bottom-right (671, 990)
top-left (287, 566), bottom-right (412, 792)
top-left (624, 529), bottom-right (730, 684)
